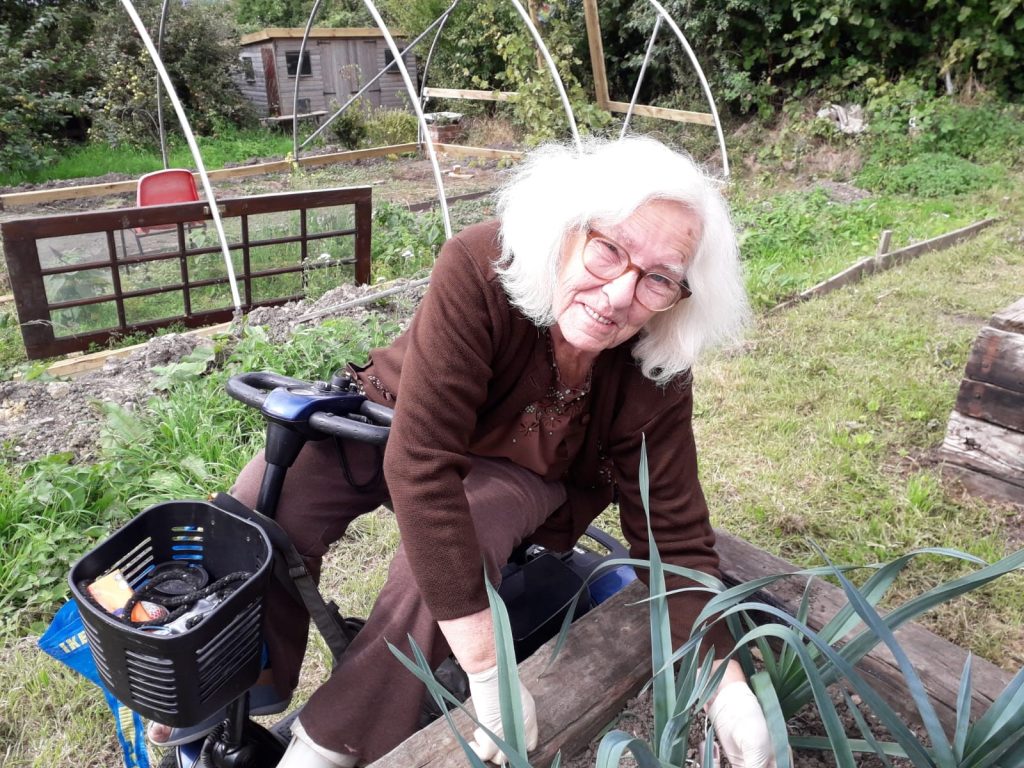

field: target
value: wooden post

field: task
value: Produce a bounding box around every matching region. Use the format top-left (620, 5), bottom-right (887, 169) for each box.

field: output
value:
top-left (582, 0), bottom-right (610, 109)
top-left (876, 229), bottom-right (892, 256)
top-left (525, 0), bottom-right (547, 72)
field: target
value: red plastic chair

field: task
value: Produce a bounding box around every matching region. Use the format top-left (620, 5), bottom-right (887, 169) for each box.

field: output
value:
top-left (132, 168), bottom-right (206, 253)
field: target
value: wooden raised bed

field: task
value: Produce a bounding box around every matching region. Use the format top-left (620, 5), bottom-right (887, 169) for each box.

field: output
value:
top-left (942, 297), bottom-right (1024, 505)
top-left (368, 531), bottom-right (1013, 767)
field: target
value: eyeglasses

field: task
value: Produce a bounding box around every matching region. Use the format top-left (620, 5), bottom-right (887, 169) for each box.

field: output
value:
top-left (581, 228), bottom-right (692, 312)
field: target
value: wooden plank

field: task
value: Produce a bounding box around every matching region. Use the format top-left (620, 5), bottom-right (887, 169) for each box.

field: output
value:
top-left (943, 464), bottom-right (1024, 506)
top-left (42, 322), bottom-right (231, 379)
top-left (369, 580), bottom-right (652, 768)
top-left (0, 294), bottom-right (13, 305)
top-left (371, 532), bottom-right (1013, 768)
top-left (240, 28), bottom-right (389, 44)
top-left (990, 297), bottom-right (1024, 334)
top-left (963, 326), bottom-right (1024, 394)
top-left (605, 100), bottom-right (716, 126)
top-left (582, 0), bottom-right (610, 108)
top-left (956, 379), bottom-right (1024, 432)
top-left (772, 218), bottom-right (998, 312)
top-left (0, 179), bottom-right (138, 208)
top-left (0, 146), bottom-right (417, 208)
top-left (713, 532), bottom-right (1014, 730)
top-left (432, 144), bottom-right (524, 161)
top-left (421, 87), bottom-right (515, 103)
top-left (942, 410), bottom-right (1024, 483)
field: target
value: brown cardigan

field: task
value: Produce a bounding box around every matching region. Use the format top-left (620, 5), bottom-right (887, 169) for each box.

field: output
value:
top-left (357, 220), bottom-right (732, 653)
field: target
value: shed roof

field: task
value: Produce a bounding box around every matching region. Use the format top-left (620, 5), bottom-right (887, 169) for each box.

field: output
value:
top-left (240, 27), bottom-right (404, 45)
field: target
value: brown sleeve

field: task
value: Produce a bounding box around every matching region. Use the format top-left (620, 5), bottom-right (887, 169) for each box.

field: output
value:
top-left (382, 230), bottom-right (507, 621)
top-left (610, 377), bottom-right (734, 658)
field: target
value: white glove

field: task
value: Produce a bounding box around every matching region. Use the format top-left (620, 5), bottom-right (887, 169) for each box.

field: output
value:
top-left (466, 665), bottom-right (539, 765)
top-left (708, 680), bottom-right (775, 768)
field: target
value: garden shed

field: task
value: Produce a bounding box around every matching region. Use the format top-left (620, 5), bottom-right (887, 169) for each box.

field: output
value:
top-left (236, 27), bottom-right (417, 119)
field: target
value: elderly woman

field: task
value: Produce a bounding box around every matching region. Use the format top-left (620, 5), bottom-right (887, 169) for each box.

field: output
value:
top-left (151, 136), bottom-right (773, 767)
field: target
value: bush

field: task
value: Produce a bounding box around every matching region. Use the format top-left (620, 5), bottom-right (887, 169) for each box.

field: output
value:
top-left (88, 2), bottom-right (254, 148)
top-left (365, 108), bottom-right (419, 147)
top-left (0, 6), bottom-right (96, 180)
top-left (329, 100), bottom-right (369, 149)
top-left (857, 152), bottom-right (1003, 197)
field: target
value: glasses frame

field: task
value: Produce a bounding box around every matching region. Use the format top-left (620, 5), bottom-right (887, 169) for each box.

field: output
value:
top-left (581, 228), bottom-right (692, 312)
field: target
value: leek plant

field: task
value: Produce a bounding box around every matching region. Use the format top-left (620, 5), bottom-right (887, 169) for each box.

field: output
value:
top-left (390, 440), bottom-right (1024, 767)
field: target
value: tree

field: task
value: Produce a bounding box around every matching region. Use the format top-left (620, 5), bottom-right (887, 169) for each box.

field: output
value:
top-left (0, 4), bottom-right (100, 178)
top-left (88, 0), bottom-right (255, 147)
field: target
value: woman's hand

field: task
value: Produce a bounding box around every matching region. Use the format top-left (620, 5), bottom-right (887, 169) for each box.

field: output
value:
top-left (438, 609), bottom-right (539, 764)
top-left (465, 664), bottom-right (539, 764)
top-left (707, 660), bottom-right (776, 768)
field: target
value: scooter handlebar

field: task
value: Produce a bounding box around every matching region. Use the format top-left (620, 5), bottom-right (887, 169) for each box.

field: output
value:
top-left (225, 371), bottom-right (309, 409)
top-left (226, 371), bottom-right (393, 445)
top-left (309, 409), bottom-right (389, 445)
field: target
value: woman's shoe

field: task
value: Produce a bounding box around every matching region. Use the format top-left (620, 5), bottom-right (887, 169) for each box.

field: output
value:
top-left (147, 683), bottom-right (292, 748)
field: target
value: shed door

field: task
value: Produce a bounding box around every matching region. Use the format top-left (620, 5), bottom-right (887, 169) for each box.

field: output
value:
top-left (318, 41), bottom-right (337, 108)
top-left (358, 41), bottom-right (382, 107)
top-left (261, 47), bottom-right (280, 116)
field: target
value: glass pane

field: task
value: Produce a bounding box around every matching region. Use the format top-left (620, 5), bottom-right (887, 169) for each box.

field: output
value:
top-left (51, 302), bottom-right (119, 337)
top-left (189, 283), bottom-right (237, 314)
top-left (307, 205), bottom-right (355, 236)
top-left (247, 210), bottom-right (302, 244)
top-left (252, 273), bottom-right (303, 304)
top-left (37, 233), bottom-right (112, 269)
top-left (44, 267), bottom-right (113, 304)
top-left (304, 236), bottom-right (357, 299)
top-left (124, 292), bottom-right (185, 325)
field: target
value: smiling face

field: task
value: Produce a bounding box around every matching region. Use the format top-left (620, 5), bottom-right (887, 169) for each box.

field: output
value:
top-left (551, 199), bottom-right (702, 365)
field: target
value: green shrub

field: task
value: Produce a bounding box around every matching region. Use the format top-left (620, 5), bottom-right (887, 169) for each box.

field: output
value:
top-left (365, 108), bottom-right (419, 147)
top-left (371, 202), bottom-right (446, 281)
top-left (329, 100), bottom-right (369, 149)
top-left (857, 152), bottom-right (1004, 197)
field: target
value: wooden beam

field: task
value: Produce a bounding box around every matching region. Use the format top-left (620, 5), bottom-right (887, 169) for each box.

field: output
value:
top-left (582, 0), bottom-right (610, 109)
top-left (964, 326), bottom-right (1024, 394)
top-left (944, 463), bottom-right (1024, 506)
top-left (605, 100), bottom-right (715, 126)
top-left (1, 179), bottom-right (138, 208)
top-left (240, 28), bottom-right (393, 44)
top-left (370, 581), bottom-right (652, 768)
top-left (42, 322), bottom-right (231, 379)
top-left (772, 218), bottom-right (998, 312)
top-left (421, 87), bottom-right (515, 103)
top-left (369, 531), bottom-right (1014, 767)
top-left (432, 144), bottom-right (524, 161)
top-left (942, 410), bottom-right (1024, 484)
top-left (956, 379), bottom-right (1024, 432)
top-left (991, 297), bottom-right (1024, 334)
top-left (0, 145), bottom-right (419, 209)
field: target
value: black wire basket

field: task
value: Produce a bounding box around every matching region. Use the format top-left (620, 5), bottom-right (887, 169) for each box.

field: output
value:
top-left (69, 500), bottom-right (273, 726)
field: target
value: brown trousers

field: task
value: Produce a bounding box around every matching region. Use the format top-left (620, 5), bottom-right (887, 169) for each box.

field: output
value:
top-left (231, 438), bottom-right (566, 763)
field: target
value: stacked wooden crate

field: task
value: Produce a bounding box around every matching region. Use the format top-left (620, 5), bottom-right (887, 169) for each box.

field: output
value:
top-left (942, 297), bottom-right (1024, 504)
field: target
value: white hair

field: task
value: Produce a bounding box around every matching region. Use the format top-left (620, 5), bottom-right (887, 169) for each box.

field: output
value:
top-left (496, 135), bottom-right (750, 385)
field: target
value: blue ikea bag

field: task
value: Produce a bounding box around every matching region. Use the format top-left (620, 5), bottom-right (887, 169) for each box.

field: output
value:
top-left (38, 600), bottom-right (150, 768)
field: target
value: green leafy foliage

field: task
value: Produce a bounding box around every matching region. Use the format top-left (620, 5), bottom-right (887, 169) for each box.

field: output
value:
top-left (381, 0), bottom-right (610, 144)
top-left (371, 201), bottom-right (446, 281)
top-left (0, 4), bottom-right (97, 178)
top-left (88, 1), bottom-right (254, 148)
top-left (365, 108), bottom-right (419, 147)
top-left (329, 99), bottom-right (369, 150)
top-left (858, 152), bottom-right (1003, 197)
